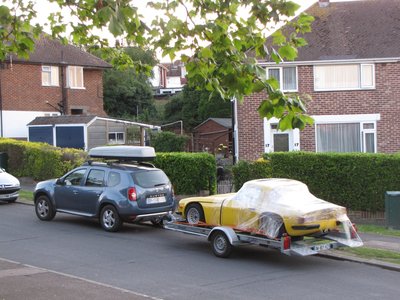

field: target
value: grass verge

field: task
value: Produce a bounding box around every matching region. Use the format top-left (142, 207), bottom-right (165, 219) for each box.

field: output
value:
top-left (357, 224), bottom-right (400, 237)
top-left (19, 190), bottom-right (33, 202)
top-left (339, 247), bottom-right (400, 265)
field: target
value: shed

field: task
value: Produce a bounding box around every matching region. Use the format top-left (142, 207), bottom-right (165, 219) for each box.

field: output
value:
top-left (193, 118), bottom-right (232, 155)
top-left (27, 115), bottom-right (160, 150)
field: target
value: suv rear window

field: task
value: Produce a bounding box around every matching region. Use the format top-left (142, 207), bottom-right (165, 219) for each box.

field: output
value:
top-left (131, 170), bottom-right (170, 188)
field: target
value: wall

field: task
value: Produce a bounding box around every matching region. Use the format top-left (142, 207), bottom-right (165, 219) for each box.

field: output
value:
top-left (237, 62), bottom-right (400, 161)
top-left (0, 63), bottom-right (106, 138)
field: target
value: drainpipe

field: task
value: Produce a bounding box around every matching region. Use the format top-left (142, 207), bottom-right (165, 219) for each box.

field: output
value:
top-left (60, 51), bottom-right (67, 115)
top-left (0, 63), bottom-right (4, 137)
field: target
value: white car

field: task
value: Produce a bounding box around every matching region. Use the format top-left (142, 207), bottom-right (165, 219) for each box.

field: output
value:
top-left (0, 168), bottom-right (20, 203)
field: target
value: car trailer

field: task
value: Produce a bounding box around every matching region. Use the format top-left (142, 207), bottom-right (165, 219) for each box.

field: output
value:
top-left (164, 219), bottom-right (362, 258)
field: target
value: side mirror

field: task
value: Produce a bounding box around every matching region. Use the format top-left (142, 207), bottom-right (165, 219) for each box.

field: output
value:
top-left (56, 178), bottom-right (64, 185)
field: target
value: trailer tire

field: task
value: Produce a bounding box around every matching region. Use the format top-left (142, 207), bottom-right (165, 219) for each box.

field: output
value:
top-left (210, 231), bottom-right (233, 258)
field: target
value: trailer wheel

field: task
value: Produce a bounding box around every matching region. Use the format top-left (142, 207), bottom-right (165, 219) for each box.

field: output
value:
top-left (210, 231), bottom-right (233, 258)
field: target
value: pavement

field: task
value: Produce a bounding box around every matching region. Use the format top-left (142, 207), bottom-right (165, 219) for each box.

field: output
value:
top-left (2, 179), bottom-right (399, 299)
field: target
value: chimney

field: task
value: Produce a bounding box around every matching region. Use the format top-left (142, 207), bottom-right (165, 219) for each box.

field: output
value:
top-left (319, 0), bottom-right (329, 7)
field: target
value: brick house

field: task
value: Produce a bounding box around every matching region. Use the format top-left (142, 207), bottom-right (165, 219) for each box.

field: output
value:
top-left (0, 36), bottom-right (111, 139)
top-left (235, 0), bottom-right (400, 161)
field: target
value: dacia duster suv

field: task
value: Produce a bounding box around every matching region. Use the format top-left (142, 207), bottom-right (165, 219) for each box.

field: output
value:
top-left (34, 146), bottom-right (175, 232)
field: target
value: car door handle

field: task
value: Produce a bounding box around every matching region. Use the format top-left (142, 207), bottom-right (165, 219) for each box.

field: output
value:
top-left (73, 190), bottom-right (79, 195)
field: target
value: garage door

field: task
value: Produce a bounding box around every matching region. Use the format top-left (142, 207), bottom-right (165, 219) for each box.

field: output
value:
top-left (29, 126), bottom-right (54, 145)
top-left (56, 126), bottom-right (85, 149)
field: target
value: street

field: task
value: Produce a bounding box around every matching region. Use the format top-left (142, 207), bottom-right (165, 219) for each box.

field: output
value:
top-left (1, 202), bottom-right (399, 300)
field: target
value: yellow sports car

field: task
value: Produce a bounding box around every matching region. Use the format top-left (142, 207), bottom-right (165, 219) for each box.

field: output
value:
top-left (178, 178), bottom-right (352, 239)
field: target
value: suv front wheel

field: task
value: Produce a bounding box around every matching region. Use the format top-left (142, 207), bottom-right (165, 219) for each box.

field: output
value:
top-left (100, 205), bottom-right (123, 232)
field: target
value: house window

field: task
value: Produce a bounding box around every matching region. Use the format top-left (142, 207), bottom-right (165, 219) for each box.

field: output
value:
top-left (316, 120), bottom-right (377, 153)
top-left (67, 66), bottom-right (84, 88)
top-left (266, 66), bottom-right (297, 91)
top-left (314, 64), bottom-right (375, 91)
top-left (42, 66), bottom-right (59, 86)
top-left (108, 132), bottom-right (125, 144)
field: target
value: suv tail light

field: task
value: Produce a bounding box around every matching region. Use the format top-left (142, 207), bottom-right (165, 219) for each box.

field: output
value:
top-left (128, 187), bottom-right (137, 201)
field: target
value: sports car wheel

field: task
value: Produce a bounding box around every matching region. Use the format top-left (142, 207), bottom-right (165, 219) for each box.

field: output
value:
top-left (210, 231), bottom-right (233, 258)
top-left (185, 203), bottom-right (205, 225)
top-left (35, 195), bottom-right (56, 221)
top-left (259, 213), bottom-right (286, 238)
top-left (100, 205), bottom-right (123, 232)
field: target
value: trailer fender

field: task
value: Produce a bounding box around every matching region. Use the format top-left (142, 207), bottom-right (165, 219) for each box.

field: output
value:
top-left (207, 227), bottom-right (239, 246)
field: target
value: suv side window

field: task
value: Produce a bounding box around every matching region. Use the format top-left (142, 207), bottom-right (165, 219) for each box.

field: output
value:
top-left (107, 171), bottom-right (121, 187)
top-left (65, 169), bottom-right (87, 186)
top-left (85, 169), bottom-right (105, 187)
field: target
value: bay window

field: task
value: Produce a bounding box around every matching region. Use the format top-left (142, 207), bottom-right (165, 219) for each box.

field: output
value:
top-left (315, 115), bottom-right (379, 153)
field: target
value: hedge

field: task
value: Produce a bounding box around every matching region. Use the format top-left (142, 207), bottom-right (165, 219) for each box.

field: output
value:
top-left (0, 138), bottom-right (217, 196)
top-left (231, 151), bottom-right (400, 212)
top-left (0, 138), bottom-right (86, 180)
top-left (154, 152), bottom-right (216, 195)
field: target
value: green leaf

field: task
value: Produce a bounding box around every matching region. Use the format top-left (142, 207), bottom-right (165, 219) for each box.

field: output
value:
top-left (200, 47), bottom-right (213, 59)
top-left (278, 114), bottom-right (294, 131)
top-left (278, 45), bottom-right (298, 60)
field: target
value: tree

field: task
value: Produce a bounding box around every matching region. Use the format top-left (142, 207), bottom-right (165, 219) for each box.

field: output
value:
top-left (1, 0), bottom-right (314, 130)
top-left (103, 68), bottom-right (155, 119)
top-left (99, 47), bottom-right (157, 120)
top-left (164, 85), bottom-right (231, 131)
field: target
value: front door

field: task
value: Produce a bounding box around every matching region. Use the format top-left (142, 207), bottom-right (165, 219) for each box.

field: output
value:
top-left (264, 119), bottom-right (300, 153)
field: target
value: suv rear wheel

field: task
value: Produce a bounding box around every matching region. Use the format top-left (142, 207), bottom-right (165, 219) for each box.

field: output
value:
top-left (100, 205), bottom-right (123, 232)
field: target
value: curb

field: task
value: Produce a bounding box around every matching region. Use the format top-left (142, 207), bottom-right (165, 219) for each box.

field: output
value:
top-left (318, 251), bottom-right (400, 272)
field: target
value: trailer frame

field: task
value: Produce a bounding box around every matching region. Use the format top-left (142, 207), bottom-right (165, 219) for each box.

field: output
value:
top-left (164, 220), bottom-right (362, 258)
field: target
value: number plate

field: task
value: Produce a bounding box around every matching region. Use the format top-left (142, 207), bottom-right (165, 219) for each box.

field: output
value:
top-left (312, 243), bottom-right (332, 251)
top-left (146, 195), bottom-right (166, 204)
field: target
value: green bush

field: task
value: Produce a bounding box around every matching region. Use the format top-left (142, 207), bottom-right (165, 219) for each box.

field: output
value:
top-left (0, 138), bottom-right (86, 180)
top-left (150, 131), bottom-right (189, 152)
top-left (232, 159), bottom-right (272, 190)
top-left (154, 152), bottom-right (216, 195)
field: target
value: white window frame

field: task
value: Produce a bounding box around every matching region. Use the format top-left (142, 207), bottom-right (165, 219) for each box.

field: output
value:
top-left (41, 65), bottom-right (59, 86)
top-left (266, 66), bottom-right (298, 92)
top-left (67, 66), bottom-right (84, 89)
top-left (314, 63), bottom-right (375, 91)
top-left (108, 132), bottom-right (125, 144)
top-left (313, 114), bottom-right (380, 153)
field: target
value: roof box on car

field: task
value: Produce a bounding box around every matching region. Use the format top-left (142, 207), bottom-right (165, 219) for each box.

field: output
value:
top-left (88, 146), bottom-right (156, 161)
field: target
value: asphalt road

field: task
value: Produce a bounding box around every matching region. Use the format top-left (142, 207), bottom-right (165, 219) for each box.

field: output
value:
top-left (1, 202), bottom-right (399, 300)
